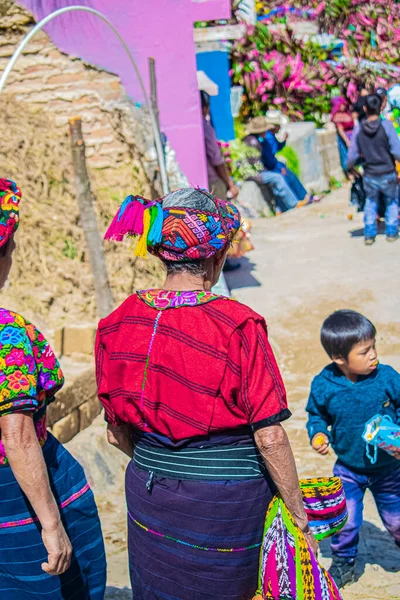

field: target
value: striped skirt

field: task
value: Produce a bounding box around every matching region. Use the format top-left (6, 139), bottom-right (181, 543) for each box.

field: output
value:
top-left (126, 433), bottom-right (274, 600)
top-left (0, 433), bottom-right (106, 599)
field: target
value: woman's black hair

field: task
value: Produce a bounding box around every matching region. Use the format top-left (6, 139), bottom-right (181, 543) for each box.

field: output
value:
top-left (200, 90), bottom-right (211, 110)
top-left (320, 310), bottom-right (376, 360)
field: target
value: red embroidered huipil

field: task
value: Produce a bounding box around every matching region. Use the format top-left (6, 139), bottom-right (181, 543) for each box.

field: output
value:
top-left (95, 290), bottom-right (290, 441)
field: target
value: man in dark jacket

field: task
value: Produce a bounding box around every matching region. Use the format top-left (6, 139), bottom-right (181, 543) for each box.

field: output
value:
top-left (348, 94), bottom-right (400, 245)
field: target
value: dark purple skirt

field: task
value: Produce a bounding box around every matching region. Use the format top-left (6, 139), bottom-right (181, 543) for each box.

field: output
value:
top-left (125, 456), bottom-right (273, 600)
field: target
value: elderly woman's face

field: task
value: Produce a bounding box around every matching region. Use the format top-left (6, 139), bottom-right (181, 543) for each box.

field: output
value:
top-left (0, 237), bottom-right (16, 290)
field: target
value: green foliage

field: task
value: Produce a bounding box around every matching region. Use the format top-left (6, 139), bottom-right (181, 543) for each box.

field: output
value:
top-left (228, 139), bottom-right (264, 181)
top-left (62, 239), bottom-right (78, 260)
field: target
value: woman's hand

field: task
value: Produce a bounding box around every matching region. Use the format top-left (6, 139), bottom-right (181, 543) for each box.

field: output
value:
top-left (228, 182), bottom-right (239, 199)
top-left (41, 522), bottom-right (72, 576)
top-left (302, 526), bottom-right (319, 557)
top-left (311, 433), bottom-right (330, 455)
top-left (107, 423), bottom-right (135, 458)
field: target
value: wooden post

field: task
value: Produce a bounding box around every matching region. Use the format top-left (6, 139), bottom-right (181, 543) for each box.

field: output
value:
top-left (149, 57), bottom-right (160, 131)
top-left (69, 116), bottom-right (114, 319)
top-left (148, 57), bottom-right (169, 193)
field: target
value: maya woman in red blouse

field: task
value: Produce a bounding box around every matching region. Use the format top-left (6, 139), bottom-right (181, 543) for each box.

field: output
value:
top-left (96, 187), bottom-right (317, 599)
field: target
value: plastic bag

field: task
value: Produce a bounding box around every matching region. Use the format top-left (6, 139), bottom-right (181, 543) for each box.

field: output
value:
top-left (350, 174), bottom-right (365, 213)
top-left (362, 414), bottom-right (400, 464)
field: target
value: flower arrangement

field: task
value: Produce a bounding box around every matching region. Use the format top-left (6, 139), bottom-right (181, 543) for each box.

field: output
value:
top-left (231, 17), bottom-right (399, 125)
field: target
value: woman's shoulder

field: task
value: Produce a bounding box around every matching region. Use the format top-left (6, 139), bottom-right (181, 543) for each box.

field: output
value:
top-left (97, 293), bottom-right (266, 334)
top-left (0, 308), bottom-right (45, 341)
top-left (203, 296), bottom-right (266, 330)
top-left (97, 294), bottom-right (144, 332)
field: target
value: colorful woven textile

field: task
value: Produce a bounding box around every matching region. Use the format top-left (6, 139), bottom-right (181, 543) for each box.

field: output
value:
top-left (254, 496), bottom-right (343, 600)
top-left (300, 477), bottom-right (348, 541)
top-left (126, 432), bottom-right (274, 599)
top-left (137, 288), bottom-right (232, 310)
top-left (0, 309), bottom-right (64, 465)
top-left (104, 188), bottom-right (241, 261)
top-left (0, 433), bottom-right (106, 599)
top-left (0, 179), bottom-right (21, 248)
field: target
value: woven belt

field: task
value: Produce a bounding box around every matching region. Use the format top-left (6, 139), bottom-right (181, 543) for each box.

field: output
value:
top-left (133, 440), bottom-right (266, 481)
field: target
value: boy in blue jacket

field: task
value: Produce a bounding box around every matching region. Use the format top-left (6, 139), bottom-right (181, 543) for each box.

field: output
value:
top-left (306, 310), bottom-right (400, 588)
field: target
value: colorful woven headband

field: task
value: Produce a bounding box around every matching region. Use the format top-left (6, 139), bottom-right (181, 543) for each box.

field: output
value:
top-left (104, 189), bottom-right (241, 261)
top-left (0, 179), bottom-right (21, 249)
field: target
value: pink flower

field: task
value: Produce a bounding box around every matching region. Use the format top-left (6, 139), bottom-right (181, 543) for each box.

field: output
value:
top-left (273, 97), bottom-right (285, 104)
top-left (5, 348), bottom-right (26, 367)
top-left (41, 345), bottom-right (56, 370)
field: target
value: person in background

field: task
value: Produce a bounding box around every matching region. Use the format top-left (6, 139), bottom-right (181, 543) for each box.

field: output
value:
top-left (201, 90), bottom-right (238, 201)
top-left (243, 129), bottom-right (301, 214)
top-left (351, 84), bottom-right (369, 125)
top-left (347, 93), bottom-right (400, 244)
top-left (376, 86), bottom-right (389, 118)
top-left (0, 179), bottom-right (106, 598)
top-left (246, 115), bottom-right (320, 207)
top-left (306, 310), bottom-right (400, 589)
top-left (331, 97), bottom-right (354, 174)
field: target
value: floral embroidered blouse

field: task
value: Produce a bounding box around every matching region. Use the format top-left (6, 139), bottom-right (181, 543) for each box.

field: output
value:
top-left (0, 308), bottom-right (64, 465)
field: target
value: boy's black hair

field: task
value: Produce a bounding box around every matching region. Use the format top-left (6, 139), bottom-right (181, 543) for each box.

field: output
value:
top-left (365, 94), bottom-right (382, 116)
top-left (321, 310), bottom-right (376, 360)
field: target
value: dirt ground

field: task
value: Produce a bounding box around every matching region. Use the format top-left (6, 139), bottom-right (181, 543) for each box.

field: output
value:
top-left (225, 186), bottom-right (400, 600)
top-left (67, 185), bottom-right (400, 599)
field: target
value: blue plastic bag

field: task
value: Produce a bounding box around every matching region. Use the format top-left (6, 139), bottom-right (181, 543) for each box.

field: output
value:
top-left (362, 414), bottom-right (400, 464)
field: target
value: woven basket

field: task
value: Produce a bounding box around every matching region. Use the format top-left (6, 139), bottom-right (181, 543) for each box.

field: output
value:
top-left (300, 476), bottom-right (348, 541)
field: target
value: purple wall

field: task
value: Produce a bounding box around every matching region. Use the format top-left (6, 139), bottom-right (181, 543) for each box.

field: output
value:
top-left (19, 0), bottom-right (231, 187)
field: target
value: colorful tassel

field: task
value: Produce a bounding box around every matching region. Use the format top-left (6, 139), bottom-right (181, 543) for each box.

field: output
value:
top-left (148, 203), bottom-right (163, 245)
top-left (104, 195), bottom-right (145, 241)
top-left (134, 207), bottom-right (151, 257)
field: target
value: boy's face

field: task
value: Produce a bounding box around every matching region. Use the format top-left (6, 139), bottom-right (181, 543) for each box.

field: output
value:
top-left (334, 338), bottom-right (378, 377)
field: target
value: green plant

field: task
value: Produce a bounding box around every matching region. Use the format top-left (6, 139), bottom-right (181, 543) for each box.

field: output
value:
top-left (229, 138), bottom-right (264, 181)
top-left (62, 239), bottom-right (78, 260)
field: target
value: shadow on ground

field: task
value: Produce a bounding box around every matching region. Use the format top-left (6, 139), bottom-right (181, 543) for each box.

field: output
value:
top-left (350, 220), bottom-right (387, 238)
top-left (319, 520), bottom-right (400, 582)
top-left (105, 587), bottom-right (131, 599)
top-left (224, 257), bottom-right (261, 290)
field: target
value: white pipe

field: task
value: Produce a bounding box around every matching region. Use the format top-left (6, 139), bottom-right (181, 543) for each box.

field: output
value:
top-left (0, 5), bottom-right (169, 194)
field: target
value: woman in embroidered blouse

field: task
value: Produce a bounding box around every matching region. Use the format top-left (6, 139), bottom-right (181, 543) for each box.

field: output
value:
top-left (96, 187), bottom-right (318, 600)
top-left (0, 179), bottom-right (106, 599)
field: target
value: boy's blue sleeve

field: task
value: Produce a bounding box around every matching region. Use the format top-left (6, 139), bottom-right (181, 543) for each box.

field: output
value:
top-left (387, 366), bottom-right (400, 424)
top-left (306, 379), bottom-right (331, 442)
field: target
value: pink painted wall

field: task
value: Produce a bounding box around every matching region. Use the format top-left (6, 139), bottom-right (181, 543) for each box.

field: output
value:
top-left (19, 0), bottom-right (231, 187)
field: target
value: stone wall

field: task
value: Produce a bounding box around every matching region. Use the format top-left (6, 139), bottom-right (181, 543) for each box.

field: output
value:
top-left (317, 125), bottom-right (343, 185)
top-left (47, 366), bottom-right (100, 444)
top-left (286, 122), bottom-right (328, 193)
top-left (49, 323), bottom-right (99, 444)
top-left (0, 2), bottom-right (187, 194)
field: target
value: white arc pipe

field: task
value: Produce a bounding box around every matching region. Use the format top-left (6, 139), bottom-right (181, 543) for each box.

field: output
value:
top-left (0, 5), bottom-right (169, 194)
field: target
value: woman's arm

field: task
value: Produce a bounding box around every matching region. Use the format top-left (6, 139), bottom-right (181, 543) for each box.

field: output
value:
top-left (107, 423), bottom-right (135, 458)
top-left (1, 413), bottom-right (72, 575)
top-left (336, 123), bottom-right (351, 147)
top-left (254, 423), bottom-right (319, 556)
